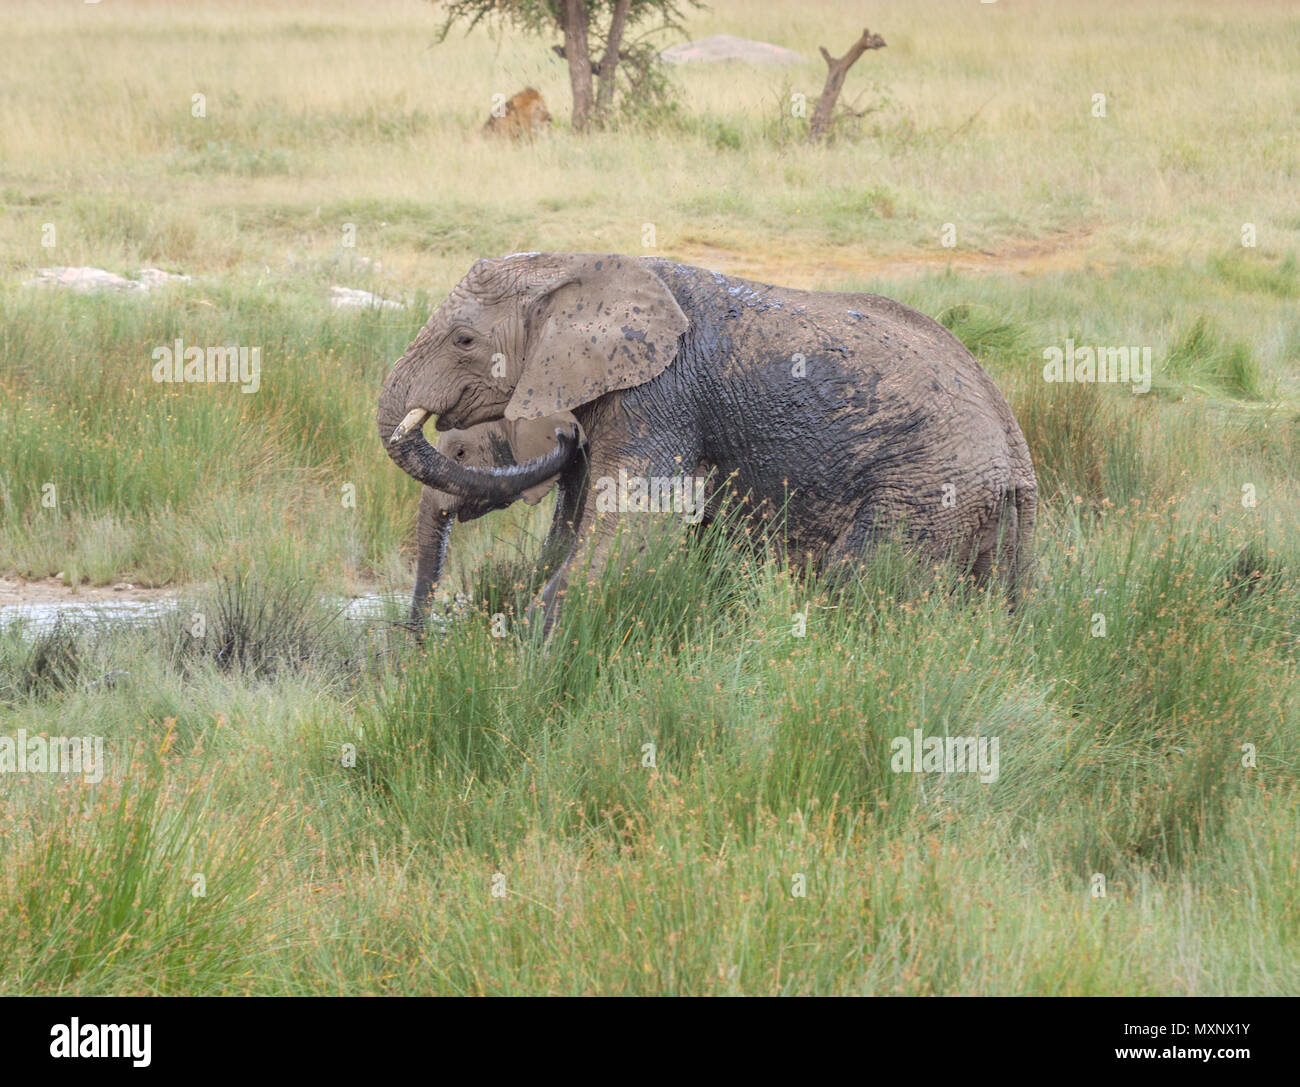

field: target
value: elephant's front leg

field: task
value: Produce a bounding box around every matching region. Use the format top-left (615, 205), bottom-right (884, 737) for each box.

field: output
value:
top-left (527, 444), bottom-right (699, 637)
top-left (535, 459), bottom-right (588, 583)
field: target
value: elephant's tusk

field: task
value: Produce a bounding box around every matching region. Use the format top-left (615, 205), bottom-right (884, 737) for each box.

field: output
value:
top-left (390, 408), bottom-right (431, 443)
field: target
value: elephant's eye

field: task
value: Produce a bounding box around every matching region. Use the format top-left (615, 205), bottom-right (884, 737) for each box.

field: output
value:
top-left (454, 333), bottom-right (474, 347)
top-left (455, 447), bottom-right (466, 459)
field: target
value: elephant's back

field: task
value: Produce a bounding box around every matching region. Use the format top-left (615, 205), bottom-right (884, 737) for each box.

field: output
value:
top-left (807, 290), bottom-right (1010, 405)
top-left (795, 288), bottom-right (1031, 474)
top-left (650, 259), bottom-right (1015, 412)
top-left (649, 259), bottom-right (1033, 482)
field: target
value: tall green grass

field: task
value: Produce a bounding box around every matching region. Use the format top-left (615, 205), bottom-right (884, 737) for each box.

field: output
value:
top-left (2, 735), bottom-right (284, 994)
top-left (4, 493), bottom-right (1293, 994)
top-left (0, 283), bottom-right (421, 584)
top-left (361, 506), bottom-right (1297, 869)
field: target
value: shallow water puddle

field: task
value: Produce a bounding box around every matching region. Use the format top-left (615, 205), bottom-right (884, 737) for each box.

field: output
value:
top-left (0, 594), bottom-right (406, 637)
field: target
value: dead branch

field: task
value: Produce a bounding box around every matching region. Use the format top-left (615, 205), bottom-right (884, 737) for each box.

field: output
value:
top-left (809, 27), bottom-right (886, 142)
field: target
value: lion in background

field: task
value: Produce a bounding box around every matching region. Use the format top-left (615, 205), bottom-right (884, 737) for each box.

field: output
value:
top-left (483, 87), bottom-right (552, 140)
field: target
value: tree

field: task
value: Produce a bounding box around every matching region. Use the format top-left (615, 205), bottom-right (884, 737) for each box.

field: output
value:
top-left (808, 28), bottom-right (887, 142)
top-left (433, 0), bottom-right (703, 131)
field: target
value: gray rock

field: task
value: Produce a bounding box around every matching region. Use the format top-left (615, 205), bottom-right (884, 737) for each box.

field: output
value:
top-left (137, 267), bottom-right (192, 289)
top-left (23, 266), bottom-right (190, 293)
top-left (330, 285), bottom-right (405, 311)
top-left (661, 34), bottom-right (805, 66)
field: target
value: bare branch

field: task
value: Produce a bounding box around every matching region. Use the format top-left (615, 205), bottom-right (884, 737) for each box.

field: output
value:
top-left (809, 27), bottom-right (887, 142)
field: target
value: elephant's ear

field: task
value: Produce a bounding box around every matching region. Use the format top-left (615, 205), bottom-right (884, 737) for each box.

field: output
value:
top-left (509, 412), bottom-right (584, 505)
top-left (504, 254), bottom-right (687, 421)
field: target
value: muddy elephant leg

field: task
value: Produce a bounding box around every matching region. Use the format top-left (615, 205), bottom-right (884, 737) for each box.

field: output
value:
top-left (968, 518), bottom-right (1001, 594)
top-left (527, 469), bottom-right (627, 637)
top-left (823, 498), bottom-right (965, 592)
top-left (530, 516), bottom-right (631, 637)
top-left (959, 486), bottom-right (1036, 606)
top-left (821, 498), bottom-right (896, 577)
top-left (526, 444), bottom-right (697, 636)
top-left (535, 460), bottom-right (588, 583)
top-left (1004, 484), bottom-right (1037, 607)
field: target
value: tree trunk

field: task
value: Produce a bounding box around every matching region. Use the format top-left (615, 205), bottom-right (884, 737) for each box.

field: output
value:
top-left (595, 0), bottom-right (632, 116)
top-left (562, 0), bottom-right (595, 132)
top-left (809, 28), bottom-right (887, 142)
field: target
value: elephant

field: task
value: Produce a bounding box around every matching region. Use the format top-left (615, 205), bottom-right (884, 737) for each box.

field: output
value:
top-left (409, 412), bottom-right (586, 628)
top-left (378, 252), bottom-right (1037, 631)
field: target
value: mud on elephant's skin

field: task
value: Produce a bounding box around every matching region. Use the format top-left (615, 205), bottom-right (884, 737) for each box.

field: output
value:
top-left (379, 252), bottom-right (1038, 632)
top-left (409, 413), bottom-right (586, 628)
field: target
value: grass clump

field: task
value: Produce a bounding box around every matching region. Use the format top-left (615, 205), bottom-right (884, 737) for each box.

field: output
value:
top-left (163, 573), bottom-right (347, 679)
top-left (0, 618), bottom-right (83, 702)
top-left (1164, 314), bottom-right (1268, 400)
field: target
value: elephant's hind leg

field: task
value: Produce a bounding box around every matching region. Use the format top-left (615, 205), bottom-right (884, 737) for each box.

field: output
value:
top-left (1006, 483), bottom-right (1037, 606)
top-left (970, 488), bottom-right (1030, 605)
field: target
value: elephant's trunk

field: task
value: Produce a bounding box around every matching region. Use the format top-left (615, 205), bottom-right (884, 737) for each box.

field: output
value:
top-left (378, 384), bottom-right (579, 501)
top-left (410, 487), bottom-right (453, 628)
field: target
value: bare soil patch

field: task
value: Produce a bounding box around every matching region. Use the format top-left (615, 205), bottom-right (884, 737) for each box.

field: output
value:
top-left (671, 229), bottom-right (1099, 289)
top-left (0, 576), bottom-right (177, 607)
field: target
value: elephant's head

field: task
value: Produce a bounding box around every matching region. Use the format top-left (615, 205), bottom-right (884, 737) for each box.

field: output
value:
top-left (429, 412), bottom-right (584, 523)
top-left (377, 252), bottom-right (687, 497)
top-left (410, 412), bottom-right (584, 626)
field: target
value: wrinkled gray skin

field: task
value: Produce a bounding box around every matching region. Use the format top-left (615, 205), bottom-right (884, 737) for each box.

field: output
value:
top-left (410, 414), bottom-right (585, 628)
top-left (378, 252), bottom-right (1037, 632)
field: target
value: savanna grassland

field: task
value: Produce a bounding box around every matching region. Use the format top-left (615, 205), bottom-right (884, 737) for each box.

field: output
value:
top-left (0, 0), bottom-right (1297, 995)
